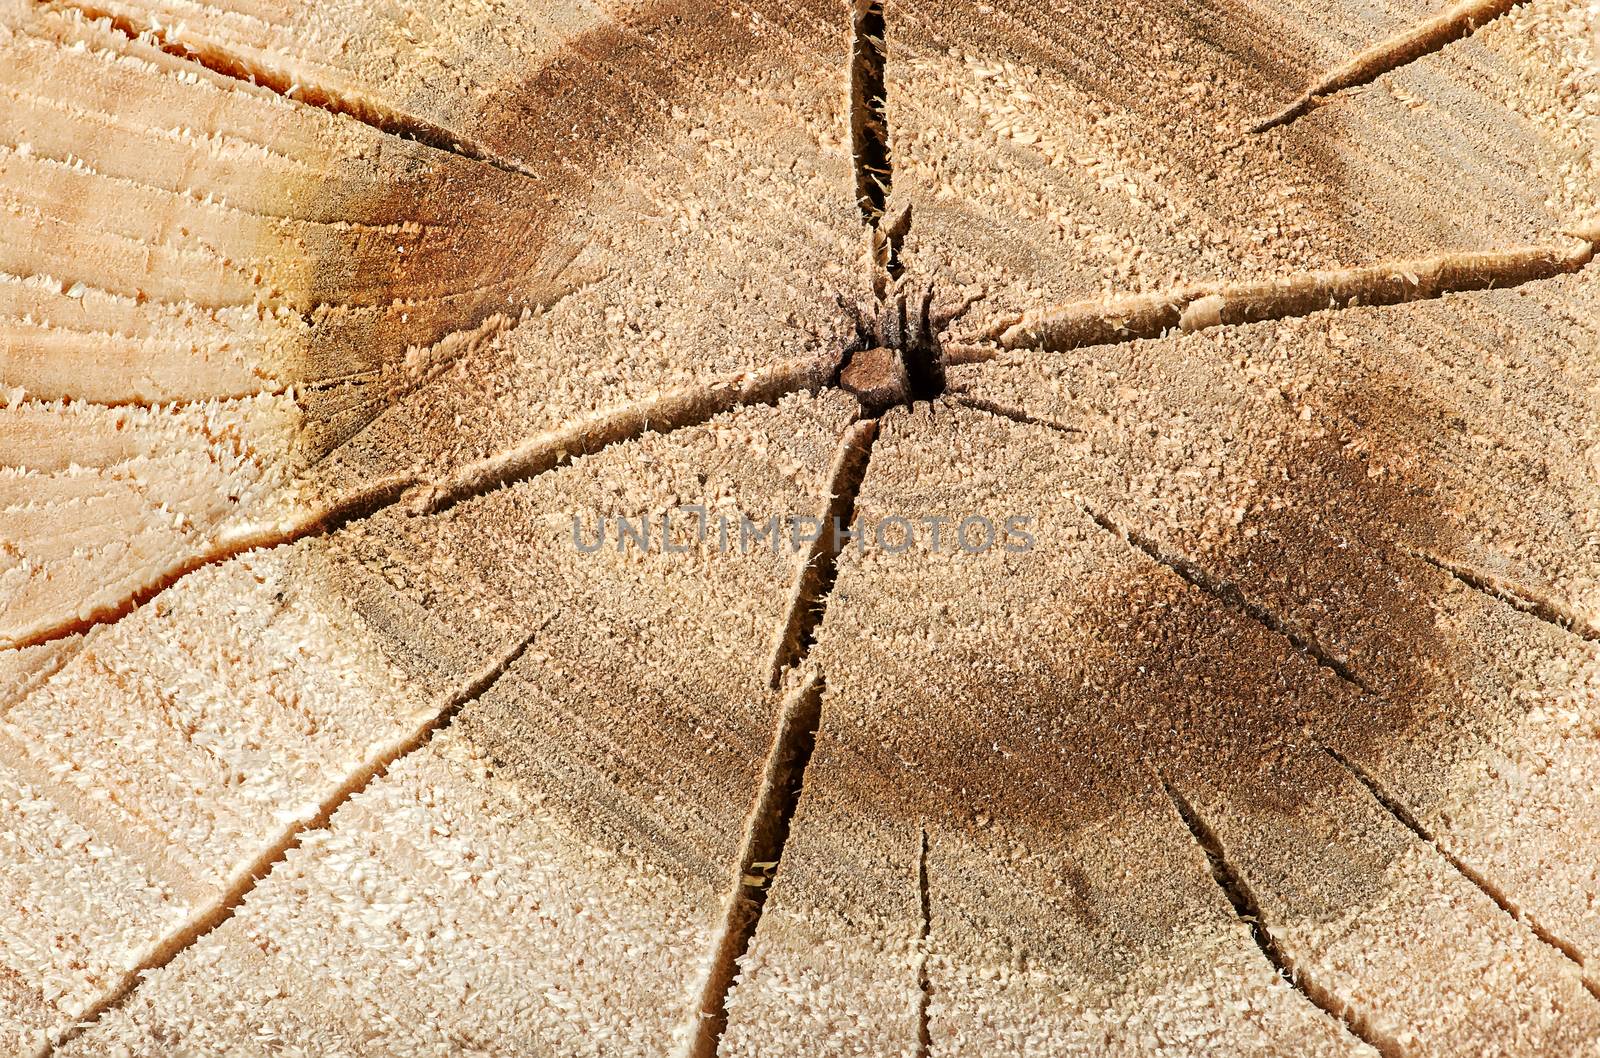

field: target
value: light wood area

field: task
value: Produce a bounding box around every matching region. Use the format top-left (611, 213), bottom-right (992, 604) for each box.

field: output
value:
top-left (0, 0), bottom-right (1596, 1055)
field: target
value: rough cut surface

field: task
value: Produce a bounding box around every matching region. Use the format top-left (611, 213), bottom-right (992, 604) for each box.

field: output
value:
top-left (0, 0), bottom-right (1597, 1055)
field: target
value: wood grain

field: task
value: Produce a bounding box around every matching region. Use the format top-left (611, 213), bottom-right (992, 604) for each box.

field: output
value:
top-left (1, 0), bottom-right (1597, 1054)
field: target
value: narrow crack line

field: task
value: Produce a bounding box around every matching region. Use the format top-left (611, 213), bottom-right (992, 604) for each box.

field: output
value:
top-left (393, 312), bottom-right (520, 396)
top-left (2, 355), bottom-right (841, 653)
top-left (1405, 547), bottom-right (1600, 643)
top-left (1250, 0), bottom-right (1529, 133)
top-left (411, 354), bottom-right (842, 520)
top-left (767, 417), bottom-right (881, 688)
top-left (35, 626), bottom-right (542, 1058)
top-left (1325, 747), bottom-right (1600, 1001)
top-left (849, 0), bottom-right (891, 226)
top-left (682, 671), bottom-right (826, 1058)
top-left (37, 0), bottom-right (546, 184)
top-left (1082, 503), bottom-right (1376, 696)
top-left (950, 394), bottom-right (1084, 437)
top-left (942, 342), bottom-right (1001, 366)
top-left (0, 474), bottom-right (418, 653)
top-left (914, 825), bottom-right (933, 1058)
top-left (995, 240), bottom-right (1597, 352)
top-left (300, 371), bottom-right (384, 395)
top-left (1158, 776), bottom-right (1405, 1058)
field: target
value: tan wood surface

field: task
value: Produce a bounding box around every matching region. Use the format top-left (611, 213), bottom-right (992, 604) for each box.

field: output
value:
top-left (0, 0), bottom-right (1596, 1055)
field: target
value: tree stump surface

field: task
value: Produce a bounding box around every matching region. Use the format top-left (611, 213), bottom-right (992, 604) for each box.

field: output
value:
top-left (0, 0), bottom-right (1597, 1055)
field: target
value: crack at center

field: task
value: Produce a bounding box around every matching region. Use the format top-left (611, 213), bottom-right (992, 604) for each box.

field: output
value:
top-left (837, 280), bottom-right (952, 414)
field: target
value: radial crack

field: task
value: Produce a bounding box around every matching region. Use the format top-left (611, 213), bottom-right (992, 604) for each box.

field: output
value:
top-left (1251, 0), bottom-right (1529, 133)
top-left (1159, 777), bottom-right (1405, 1058)
top-left (409, 355), bottom-right (842, 518)
top-left (2, 355), bottom-right (841, 652)
top-left (1325, 747), bottom-right (1600, 1001)
top-left (35, 626), bottom-right (542, 1058)
top-left (951, 394), bottom-right (1085, 437)
top-left (767, 417), bottom-right (880, 687)
top-left (1083, 504), bottom-right (1375, 696)
top-left (1406, 547), bottom-right (1600, 643)
top-left (942, 342), bottom-right (1002, 366)
top-left (38, 0), bottom-right (546, 183)
top-left (995, 241), bottom-right (1596, 352)
top-left (0, 474), bottom-right (419, 652)
top-left (683, 672), bottom-right (826, 1058)
top-left (850, 0), bottom-right (891, 225)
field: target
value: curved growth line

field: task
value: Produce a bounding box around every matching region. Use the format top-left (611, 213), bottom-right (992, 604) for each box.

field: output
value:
top-left (13, 371), bottom-right (380, 412)
top-left (1251, 0), bottom-right (1530, 132)
top-left (0, 355), bottom-right (842, 652)
top-left (995, 240), bottom-right (1596, 351)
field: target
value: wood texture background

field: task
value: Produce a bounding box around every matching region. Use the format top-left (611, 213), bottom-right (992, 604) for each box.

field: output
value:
top-left (0, 0), bottom-right (1597, 1054)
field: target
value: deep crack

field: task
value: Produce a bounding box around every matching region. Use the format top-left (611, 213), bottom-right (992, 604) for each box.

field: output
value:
top-left (15, 1), bottom-right (1598, 1047)
top-left (1251, 0), bottom-right (1531, 133)
top-left (996, 241), bottom-right (1596, 351)
top-left (849, 0), bottom-right (891, 225)
top-left (2, 356), bottom-right (840, 653)
top-left (1160, 777), bottom-right (1405, 1058)
top-left (1326, 747), bottom-right (1600, 1002)
top-left (768, 418), bottom-right (881, 687)
top-left (37, 0), bottom-right (546, 183)
top-left (685, 673), bottom-right (826, 1058)
top-left (915, 826), bottom-right (934, 1058)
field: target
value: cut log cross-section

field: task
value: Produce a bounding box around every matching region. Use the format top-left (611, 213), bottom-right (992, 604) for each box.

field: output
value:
top-left (0, 0), bottom-right (1597, 1056)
